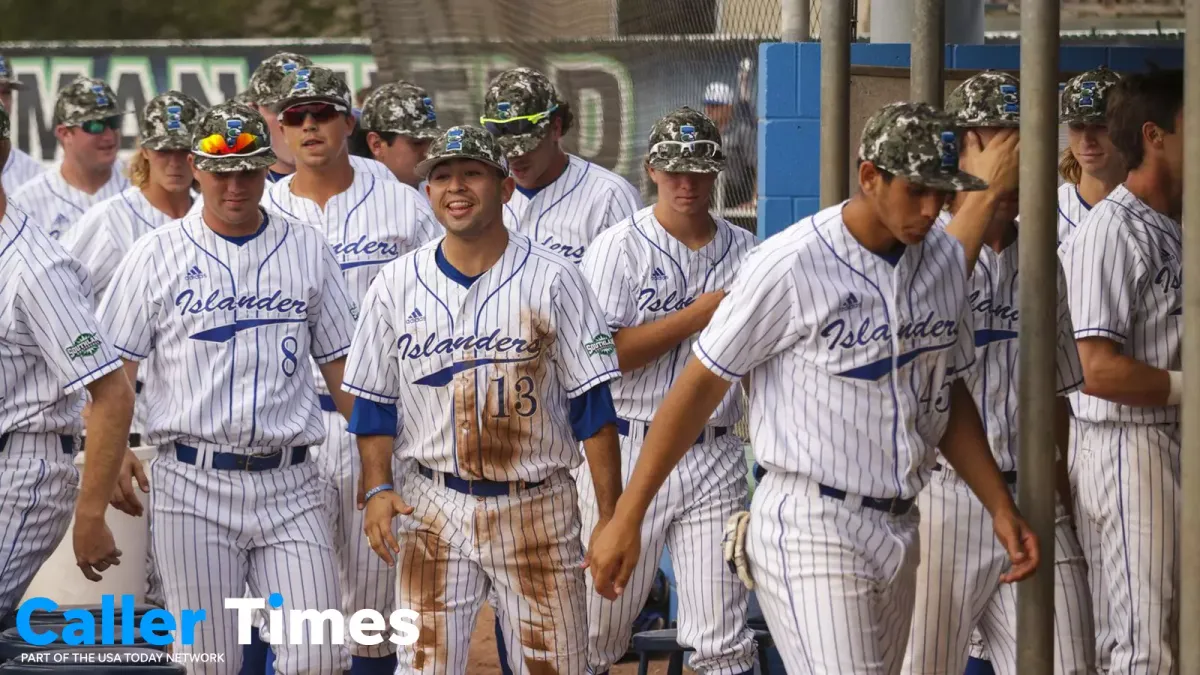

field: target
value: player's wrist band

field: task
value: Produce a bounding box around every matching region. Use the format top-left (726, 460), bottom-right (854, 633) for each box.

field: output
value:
top-left (364, 484), bottom-right (394, 503)
top-left (1168, 370), bottom-right (1183, 405)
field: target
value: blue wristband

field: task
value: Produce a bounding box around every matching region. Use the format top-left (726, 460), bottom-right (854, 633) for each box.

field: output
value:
top-left (364, 483), bottom-right (394, 503)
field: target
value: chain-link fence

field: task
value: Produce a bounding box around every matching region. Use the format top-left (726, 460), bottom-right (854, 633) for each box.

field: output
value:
top-left (358, 0), bottom-right (803, 224)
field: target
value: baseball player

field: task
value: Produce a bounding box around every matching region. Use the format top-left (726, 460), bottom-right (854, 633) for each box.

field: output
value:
top-left (0, 55), bottom-right (45, 193)
top-left (359, 82), bottom-right (441, 189)
top-left (903, 71), bottom-right (1096, 675)
top-left (264, 66), bottom-right (441, 675)
top-left (11, 76), bottom-right (130, 241)
top-left (1061, 69), bottom-right (1184, 675)
top-left (586, 102), bottom-right (1042, 675)
top-left (60, 90), bottom-right (204, 613)
top-left (1055, 66), bottom-right (1126, 675)
top-left (245, 52), bottom-right (394, 185)
top-left (481, 67), bottom-right (642, 265)
top-left (0, 101), bottom-right (137, 615)
top-left (342, 125), bottom-right (625, 675)
top-left (577, 107), bottom-right (758, 675)
top-left (1057, 67), bottom-right (1126, 248)
top-left (97, 100), bottom-right (356, 674)
top-left (61, 91), bottom-right (204, 301)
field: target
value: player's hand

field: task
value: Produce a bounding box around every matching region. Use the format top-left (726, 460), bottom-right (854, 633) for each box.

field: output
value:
top-left (962, 128), bottom-right (1020, 195)
top-left (363, 490), bottom-right (413, 568)
top-left (692, 290), bottom-right (727, 327)
top-left (73, 515), bottom-right (121, 582)
top-left (110, 448), bottom-right (149, 517)
top-left (582, 516), bottom-right (611, 571)
top-left (994, 507), bottom-right (1040, 583)
top-left (586, 512), bottom-right (642, 601)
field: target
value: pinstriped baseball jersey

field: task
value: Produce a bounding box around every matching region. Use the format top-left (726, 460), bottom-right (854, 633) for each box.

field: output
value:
top-left (342, 231), bottom-right (620, 483)
top-left (0, 205), bottom-right (122, 435)
top-left (934, 213), bottom-right (1084, 472)
top-left (580, 207), bottom-right (756, 424)
top-left (1057, 182), bottom-right (1091, 247)
top-left (95, 211), bottom-right (357, 451)
top-left (502, 154), bottom-right (642, 264)
top-left (1061, 183), bottom-right (1180, 425)
top-left (693, 203), bottom-right (976, 500)
top-left (58, 187), bottom-right (183, 302)
top-left (2, 148), bottom-right (45, 195)
top-left (265, 169), bottom-right (441, 399)
top-left (10, 164), bottom-right (129, 241)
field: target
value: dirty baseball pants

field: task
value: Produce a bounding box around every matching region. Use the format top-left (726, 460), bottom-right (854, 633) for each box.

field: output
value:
top-left (393, 466), bottom-right (587, 675)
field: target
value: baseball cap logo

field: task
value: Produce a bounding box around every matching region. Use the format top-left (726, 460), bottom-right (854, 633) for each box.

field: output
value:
top-left (497, 102), bottom-right (512, 119)
top-left (445, 127), bottom-right (464, 151)
top-left (282, 61), bottom-right (298, 73)
top-left (0, 60), bottom-right (8, 77)
top-left (166, 105), bottom-right (183, 130)
top-left (680, 125), bottom-right (697, 142)
top-left (1079, 81), bottom-right (1097, 108)
top-left (225, 119), bottom-right (244, 145)
top-left (292, 68), bottom-right (312, 92)
top-left (1000, 84), bottom-right (1019, 114)
top-left (91, 84), bottom-right (110, 107)
top-left (939, 131), bottom-right (958, 169)
top-left (423, 97), bottom-right (436, 122)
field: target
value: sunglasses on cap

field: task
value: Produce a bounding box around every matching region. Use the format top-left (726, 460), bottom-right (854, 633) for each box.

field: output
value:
top-left (278, 102), bottom-right (349, 127)
top-left (479, 104), bottom-right (558, 137)
top-left (75, 117), bottom-right (122, 135)
top-left (649, 139), bottom-right (722, 159)
top-left (196, 131), bottom-right (267, 157)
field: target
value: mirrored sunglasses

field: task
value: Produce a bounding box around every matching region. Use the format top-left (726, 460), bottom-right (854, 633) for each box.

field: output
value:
top-left (479, 104), bottom-right (558, 137)
top-left (649, 140), bottom-right (723, 159)
top-left (195, 132), bottom-right (267, 157)
top-left (77, 117), bottom-right (122, 135)
top-left (279, 102), bottom-right (349, 127)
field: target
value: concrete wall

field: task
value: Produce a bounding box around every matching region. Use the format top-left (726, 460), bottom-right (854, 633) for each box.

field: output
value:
top-left (755, 42), bottom-right (1184, 239)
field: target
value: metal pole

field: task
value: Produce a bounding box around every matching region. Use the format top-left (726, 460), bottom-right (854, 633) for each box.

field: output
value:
top-left (782, 0), bottom-right (811, 41)
top-left (1016, 0), bottom-right (1057, 672)
top-left (911, 0), bottom-right (945, 106)
top-left (1181, 1), bottom-right (1200, 673)
top-left (820, 0), bottom-right (851, 206)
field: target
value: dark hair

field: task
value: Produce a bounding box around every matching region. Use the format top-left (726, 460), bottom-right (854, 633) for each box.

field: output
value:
top-left (553, 100), bottom-right (574, 136)
top-left (855, 158), bottom-right (894, 183)
top-left (1106, 69), bottom-right (1183, 170)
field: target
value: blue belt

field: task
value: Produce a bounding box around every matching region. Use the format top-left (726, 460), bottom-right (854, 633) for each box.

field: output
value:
top-left (615, 418), bottom-right (729, 446)
top-left (416, 464), bottom-right (543, 497)
top-left (174, 443), bottom-right (307, 471)
top-left (934, 463), bottom-right (1018, 484)
top-left (0, 433), bottom-right (75, 455)
top-left (818, 484), bottom-right (914, 516)
top-left (318, 394), bottom-right (338, 413)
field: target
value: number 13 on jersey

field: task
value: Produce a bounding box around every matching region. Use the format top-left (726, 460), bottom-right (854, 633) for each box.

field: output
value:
top-left (491, 375), bottom-right (538, 418)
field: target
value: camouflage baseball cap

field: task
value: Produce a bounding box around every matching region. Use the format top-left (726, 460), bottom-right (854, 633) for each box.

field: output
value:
top-left (139, 91), bottom-right (205, 151)
top-left (0, 54), bottom-right (21, 90)
top-left (481, 67), bottom-right (562, 158)
top-left (190, 101), bottom-right (277, 173)
top-left (646, 107), bottom-right (725, 174)
top-left (247, 52), bottom-right (314, 108)
top-left (1060, 66), bottom-right (1122, 125)
top-left (276, 66), bottom-right (352, 111)
top-left (414, 125), bottom-right (508, 179)
top-left (946, 71), bottom-right (1020, 128)
top-left (859, 101), bottom-right (987, 192)
top-left (54, 76), bottom-right (125, 126)
top-left (0, 103), bottom-right (9, 141)
top-left (359, 82), bottom-right (440, 140)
